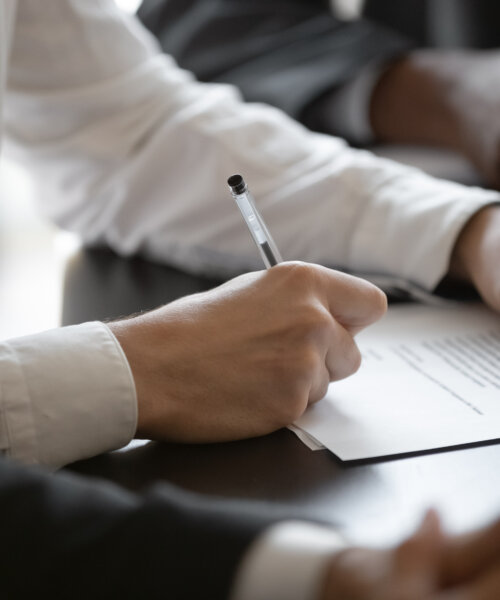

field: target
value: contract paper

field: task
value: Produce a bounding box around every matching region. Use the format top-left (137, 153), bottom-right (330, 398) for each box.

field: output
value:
top-left (293, 303), bottom-right (500, 460)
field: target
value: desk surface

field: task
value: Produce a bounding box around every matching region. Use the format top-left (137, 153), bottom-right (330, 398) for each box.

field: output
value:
top-left (64, 247), bottom-right (500, 546)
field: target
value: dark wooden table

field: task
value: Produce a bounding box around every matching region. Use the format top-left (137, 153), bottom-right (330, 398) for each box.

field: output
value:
top-left (64, 247), bottom-right (500, 546)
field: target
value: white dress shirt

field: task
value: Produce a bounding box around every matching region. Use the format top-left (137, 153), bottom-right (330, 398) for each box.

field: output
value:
top-left (0, 322), bottom-right (137, 467)
top-left (4, 1), bottom-right (500, 289)
top-left (0, 2), bottom-right (499, 599)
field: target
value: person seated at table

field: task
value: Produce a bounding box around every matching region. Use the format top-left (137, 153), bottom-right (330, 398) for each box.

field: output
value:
top-left (138, 0), bottom-right (500, 188)
top-left (6, 0), bottom-right (500, 313)
top-left (3, 2), bottom-right (500, 598)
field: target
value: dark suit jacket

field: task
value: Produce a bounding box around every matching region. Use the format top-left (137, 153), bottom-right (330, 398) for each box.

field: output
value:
top-left (138, 0), bottom-right (500, 125)
top-left (0, 457), bottom-right (277, 599)
top-left (364, 0), bottom-right (500, 48)
top-left (138, 0), bottom-right (412, 121)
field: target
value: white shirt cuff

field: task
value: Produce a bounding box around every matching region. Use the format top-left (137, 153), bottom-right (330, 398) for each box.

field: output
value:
top-left (348, 172), bottom-right (500, 292)
top-left (0, 322), bottom-right (137, 469)
top-left (230, 521), bottom-right (346, 600)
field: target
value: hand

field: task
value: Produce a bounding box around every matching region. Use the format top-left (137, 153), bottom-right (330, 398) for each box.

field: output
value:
top-left (109, 262), bottom-right (386, 443)
top-left (442, 51), bottom-right (500, 190)
top-left (371, 50), bottom-right (500, 188)
top-left (449, 205), bottom-right (500, 311)
top-left (321, 511), bottom-right (500, 600)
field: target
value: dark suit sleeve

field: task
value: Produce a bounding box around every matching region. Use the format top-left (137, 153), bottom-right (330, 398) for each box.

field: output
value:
top-left (363, 0), bottom-right (429, 45)
top-left (138, 0), bottom-right (413, 121)
top-left (364, 0), bottom-right (500, 48)
top-left (0, 457), bottom-right (277, 600)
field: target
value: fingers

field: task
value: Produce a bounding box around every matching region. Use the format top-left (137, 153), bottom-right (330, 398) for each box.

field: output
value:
top-left (441, 517), bottom-right (500, 587)
top-left (265, 263), bottom-right (383, 404)
top-left (308, 365), bottom-right (330, 405)
top-left (306, 325), bottom-right (361, 405)
top-left (321, 513), bottom-right (444, 600)
top-left (324, 320), bottom-right (362, 382)
top-left (440, 563), bottom-right (500, 600)
top-left (267, 261), bottom-right (386, 335)
top-left (297, 262), bottom-right (387, 335)
top-left (395, 510), bottom-right (444, 589)
top-left (303, 307), bottom-right (362, 405)
top-left (245, 263), bottom-right (385, 409)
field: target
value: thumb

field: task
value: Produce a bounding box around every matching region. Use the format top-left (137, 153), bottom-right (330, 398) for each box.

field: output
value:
top-left (317, 266), bottom-right (388, 335)
top-left (394, 509), bottom-right (444, 595)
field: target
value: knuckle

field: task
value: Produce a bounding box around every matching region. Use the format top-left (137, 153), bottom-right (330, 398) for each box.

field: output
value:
top-left (329, 339), bottom-right (362, 382)
top-left (279, 261), bottom-right (318, 288)
top-left (309, 374), bottom-right (330, 404)
top-left (275, 383), bottom-right (309, 423)
top-left (284, 394), bottom-right (309, 422)
top-left (301, 345), bottom-right (323, 375)
top-left (312, 309), bottom-right (335, 334)
top-left (285, 345), bottom-right (320, 383)
top-left (272, 351), bottom-right (318, 421)
top-left (295, 306), bottom-right (333, 342)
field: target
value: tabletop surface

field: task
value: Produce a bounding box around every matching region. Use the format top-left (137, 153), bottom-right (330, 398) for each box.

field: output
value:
top-left (64, 246), bottom-right (500, 546)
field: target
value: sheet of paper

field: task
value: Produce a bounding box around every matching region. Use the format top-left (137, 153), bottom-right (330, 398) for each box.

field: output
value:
top-left (287, 425), bottom-right (325, 451)
top-left (293, 303), bottom-right (500, 461)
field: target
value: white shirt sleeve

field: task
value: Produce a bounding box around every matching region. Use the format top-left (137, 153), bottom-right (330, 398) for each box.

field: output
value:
top-left (0, 322), bottom-right (137, 470)
top-left (230, 521), bottom-right (346, 600)
top-left (4, 0), bottom-right (500, 294)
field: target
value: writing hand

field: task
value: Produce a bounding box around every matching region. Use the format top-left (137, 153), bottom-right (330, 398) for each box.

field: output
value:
top-left (109, 262), bottom-right (386, 443)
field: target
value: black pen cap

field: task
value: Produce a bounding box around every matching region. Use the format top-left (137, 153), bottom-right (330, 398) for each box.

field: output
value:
top-left (227, 174), bottom-right (247, 195)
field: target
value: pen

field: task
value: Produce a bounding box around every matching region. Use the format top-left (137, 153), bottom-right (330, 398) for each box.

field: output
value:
top-left (227, 174), bottom-right (283, 269)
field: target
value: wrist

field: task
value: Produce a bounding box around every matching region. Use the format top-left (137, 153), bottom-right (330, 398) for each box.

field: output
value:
top-left (108, 316), bottom-right (165, 439)
top-left (231, 522), bottom-right (346, 600)
top-left (449, 205), bottom-right (500, 285)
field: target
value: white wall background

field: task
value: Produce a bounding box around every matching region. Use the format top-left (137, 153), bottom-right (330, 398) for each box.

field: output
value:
top-left (0, 1), bottom-right (143, 340)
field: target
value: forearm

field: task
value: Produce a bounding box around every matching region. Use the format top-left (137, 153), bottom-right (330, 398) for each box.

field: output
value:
top-left (0, 458), bottom-right (266, 599)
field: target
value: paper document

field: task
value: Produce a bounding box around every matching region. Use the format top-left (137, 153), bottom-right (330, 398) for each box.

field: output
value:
top-left (293, 303), bottom-right (500, 460)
